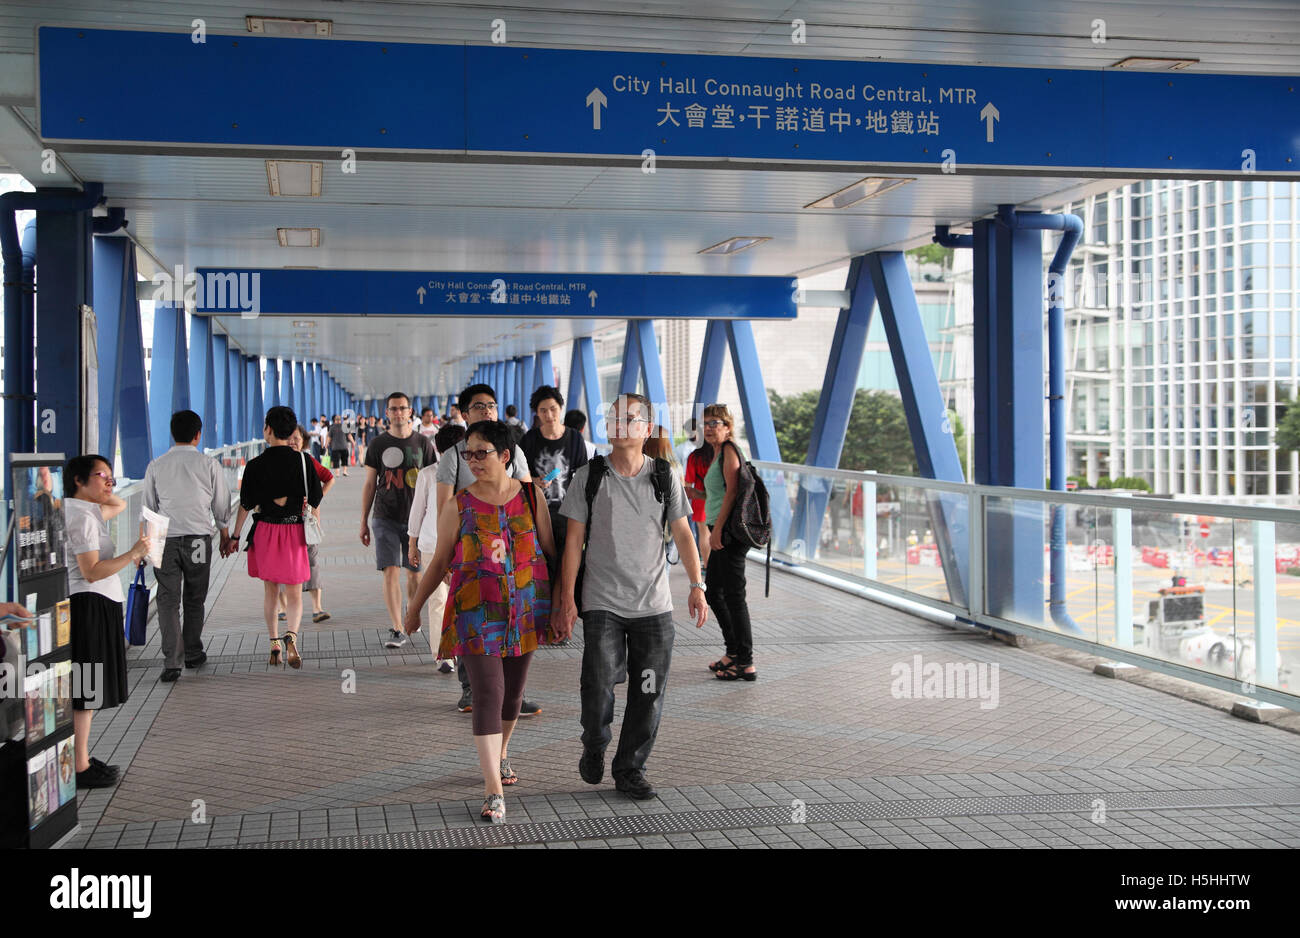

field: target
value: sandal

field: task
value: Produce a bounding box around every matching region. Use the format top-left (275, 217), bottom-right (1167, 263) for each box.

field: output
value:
top-left (481, 793), bottom-right (505, 824)
top-left (283, 631), bottom-right (302, 669)
top-left (500, 758), bottom-right (518, 786)
top-left (312, 611), bottom-right (331, 623)
top-left (708, 656), bottom-right (733, 673)
top-left (268, 638), bottom-right (283, 668)
top-left (715, 662), bottom-right (757, 682)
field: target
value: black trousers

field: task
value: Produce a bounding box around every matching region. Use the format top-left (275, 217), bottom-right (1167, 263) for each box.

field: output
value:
top-left (705, 536), bottom-right (754, 666)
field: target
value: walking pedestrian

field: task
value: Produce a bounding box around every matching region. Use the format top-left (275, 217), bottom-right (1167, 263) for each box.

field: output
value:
top-left (435, 383), bottom-right (539, 716)
top-left (405, 420), bottom-right (556, 823)
top-left (681, 420), bottom-right (713, 566)
top-left (407, 423), bottom-right (465, 673)
top-left (141, 409), bottom-right (233, 682)
top-left (701, 404), bottom-right (757, 681)
top-left (327, 413), bottom-right (352, 477)
top-left (360, 392), bottom-right (438, 649)
top-left (554, 393), bottom-right (707, 800)
top-left (63, 454), bottom-right (151, 788)
top-left (519, 386), bottom-right (588, 566)
top-left (564, 409), bottom-right (598, 460)
top-left (276, 425), bottom-right (335, 624)
top-left (230, 406), bottom-right (323, 669)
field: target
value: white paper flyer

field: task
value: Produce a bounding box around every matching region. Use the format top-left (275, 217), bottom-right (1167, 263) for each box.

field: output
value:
top-left (140, 506), bottom-right (169, 567)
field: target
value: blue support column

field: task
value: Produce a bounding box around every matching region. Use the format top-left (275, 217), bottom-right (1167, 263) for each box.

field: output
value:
top-left (314, 363), bottom-right (324, 420)
top-left (692, 319), bottom-right (728, 420)
top-left (293, 361), bottom-right (306, 422)
top-left (263, 358), bottom-right (279, 411)
top-left (972, 218), bottom-right (1045, 623)
top-left (212, 333), bottom-right (231, 448)
top-left (188, 316), bottom-right (217, 446)
top-left (282, 361), bottom-right (296, 422)
top-left (503, 360), bottom-right (517, 416)
top-left (35, 203), bottom-right (93, 459)
top-left (148, 302), bottom-right (189, 459)
top-left (519, 356), bottom-right (535, 416)
top-left (867, 251), bottom-right (968, 607)
top-left (567, 337), bottom-right (606, 444)
top-left (788, 257), bottom-right (876, 553)
top-left (249, 356), bottom-right (264, 439)
top-left (634, 320), bottom-right (670, 432)
top-left (724, 321), bottom-right (780, 462)
top-left (228, 347), bottom-right (243, 443)
top-left (93, 234), bottom-right (153, 473)
top-left (534, 349), bottom-right (553, 393)
top-left (618, 321), bottom-right (641, 394)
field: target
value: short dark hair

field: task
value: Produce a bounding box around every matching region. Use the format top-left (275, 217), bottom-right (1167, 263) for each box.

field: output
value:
top-left (563, 409), bottom-right (587, 432)
top-left (170, 409), bottom-right (202, 444)
top-left (385, 392), bottom-right (410, 411)
top-left (458, 383), bottom-right (496, 413)
top-left (422, 407), bottom-right (434, 417)
top-left (530, 385), bottom-right (564, 413)
top-left (64, 454), bottom-right (111, 497)
top-left (331, 414), bottom-right (340, 422)
top-left (434, 424), bottom-right (466, 454)
top-left (265, 405), bottom-right (297, 440)
top-left (464, 420), bottom-right (513, 468)
top-left (505, 404), bottom-right (517, 418)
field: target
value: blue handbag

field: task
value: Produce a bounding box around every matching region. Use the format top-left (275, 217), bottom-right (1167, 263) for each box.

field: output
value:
top-left (124, 563), bottom-right (149, 646)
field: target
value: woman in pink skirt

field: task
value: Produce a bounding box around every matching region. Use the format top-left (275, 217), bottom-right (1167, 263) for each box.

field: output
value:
top-left (231, 406), bottom-right (323, 668)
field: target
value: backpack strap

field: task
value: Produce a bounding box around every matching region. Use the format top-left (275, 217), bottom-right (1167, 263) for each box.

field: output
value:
top-left (582, 455), bottom-right (607, 553)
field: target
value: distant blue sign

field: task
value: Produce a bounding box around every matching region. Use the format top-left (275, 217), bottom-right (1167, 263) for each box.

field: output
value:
top-left (38, 27), bottom-right (1299, 174)
top-left (193, 269), bottom-right (797, 319)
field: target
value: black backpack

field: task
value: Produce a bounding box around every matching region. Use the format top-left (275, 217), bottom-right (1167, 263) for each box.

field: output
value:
top-left (573, 455), bottom-right (673, 616)
top-left (719, 440), bottom-right (773, 597)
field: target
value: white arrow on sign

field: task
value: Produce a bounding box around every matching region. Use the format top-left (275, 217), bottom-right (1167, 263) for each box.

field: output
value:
top-left (416, 285), bottom-right (426, 304)
top-left (586, 88), bottom-right (608, 130)
top-left (980, 102), bottom-right (999, 142)
top-left (588, 289), bottom-right (598, 308)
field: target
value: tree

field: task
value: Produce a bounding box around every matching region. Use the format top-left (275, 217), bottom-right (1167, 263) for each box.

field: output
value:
top-left (769, 388), bottom-right (918, 475)
top-left (1277, 395), bottom-right (1300, 455)
top-left (906, 244), bottom-right (953, 268)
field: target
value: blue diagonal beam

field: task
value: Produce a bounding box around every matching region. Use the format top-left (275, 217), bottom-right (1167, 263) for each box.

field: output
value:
top-left (867, 251), bottom-right (968, 607)
top-left (692, 319), bottom-right (727, 422)
top-left (634, 319), bottom-right (671, 433)
top-left (189, 315), bottom-right (216, 442)
top-left (618, 320), bottom-right (641, 394)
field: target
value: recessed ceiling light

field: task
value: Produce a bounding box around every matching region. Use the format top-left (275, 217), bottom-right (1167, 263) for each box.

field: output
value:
top-left (699, 236), bottom-right (771, 256)
top-left (1110, 56), bottom-right (1198, 70)
top-left (805, 176), bottom-right (914, 210)
top-left (246, 16), bottom-right (333, 37)
top-left (277, 227), bottom-right (320, 247)
top-left (293, 332), bottom-right (315, 338)
top-left (266, 160), bottom-right (323, 197)
top-left (292, 320), bottom-right (316, 327)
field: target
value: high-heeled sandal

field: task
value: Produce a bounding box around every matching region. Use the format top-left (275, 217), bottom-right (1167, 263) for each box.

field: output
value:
top-left (268, 638), bottom-right (283, 667)
top-left (283, 631), bottom-right (302, 669)
top-left (481, 793), bottom-right (505, 823)
top-left (500, 758), bottom-right (518, 786)
top-left (708, 657), bottom-right (733, 673)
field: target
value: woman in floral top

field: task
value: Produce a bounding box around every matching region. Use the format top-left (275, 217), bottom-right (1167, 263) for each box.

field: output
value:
top-left (405, 420), bottom-right (555, 823)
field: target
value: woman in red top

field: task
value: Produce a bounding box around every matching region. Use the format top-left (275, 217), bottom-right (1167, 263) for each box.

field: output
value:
top-left (683, 440), bottom-right (713, 567)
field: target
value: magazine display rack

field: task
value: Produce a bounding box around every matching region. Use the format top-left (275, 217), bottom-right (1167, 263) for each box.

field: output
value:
top-left (1, 454), bottom-right (78, 849)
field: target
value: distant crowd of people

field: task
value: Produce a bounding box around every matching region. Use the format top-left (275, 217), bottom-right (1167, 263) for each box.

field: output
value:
top-left (50, 382), bottom-right (761, 822)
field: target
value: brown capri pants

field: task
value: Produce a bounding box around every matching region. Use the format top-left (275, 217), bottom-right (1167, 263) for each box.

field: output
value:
top-left (461, 652), bottom-right (534, 735)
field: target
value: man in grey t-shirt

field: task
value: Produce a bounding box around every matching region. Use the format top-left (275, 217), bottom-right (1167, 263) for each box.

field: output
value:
top-left (556, 392), bottom-right (707, 801)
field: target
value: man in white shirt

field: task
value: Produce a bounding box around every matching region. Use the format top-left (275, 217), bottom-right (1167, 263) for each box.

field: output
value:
top-left (417, 407), bottom-right (439, 439)
top-left (407, 423), bottom-right (464, 673)
top-left (142, 410), bottom-right (233, 682)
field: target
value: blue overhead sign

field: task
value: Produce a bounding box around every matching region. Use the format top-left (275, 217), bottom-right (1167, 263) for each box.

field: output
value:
top-left (38, 27), bottom-right (1299, 174)
top-left (191, 269), bottom-right (797, 319)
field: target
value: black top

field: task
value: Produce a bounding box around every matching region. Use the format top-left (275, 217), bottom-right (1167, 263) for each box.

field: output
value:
top-left (520, 426), bottom-right (589, 510)
top-left (364, 430), bottom-right (438, 523)
top-left (240, 446), bottom-right (324, 520)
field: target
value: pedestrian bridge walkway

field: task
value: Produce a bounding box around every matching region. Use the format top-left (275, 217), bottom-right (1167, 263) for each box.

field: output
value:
top-left (70, 473), bottom-right (1300, 849)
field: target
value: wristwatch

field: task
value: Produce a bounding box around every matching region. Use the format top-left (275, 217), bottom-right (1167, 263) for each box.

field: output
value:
top-left (689, 582), bottom-right (706, 591)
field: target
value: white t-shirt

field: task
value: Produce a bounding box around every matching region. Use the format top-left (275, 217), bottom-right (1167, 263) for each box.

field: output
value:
top-left (407, 464), bottom-right (440, 552)
top-left (64, 498), bottom-right (126, 604)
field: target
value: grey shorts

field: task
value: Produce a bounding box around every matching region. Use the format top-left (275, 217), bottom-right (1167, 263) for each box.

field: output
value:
top-left (371, 515), bottom-right (418, 572)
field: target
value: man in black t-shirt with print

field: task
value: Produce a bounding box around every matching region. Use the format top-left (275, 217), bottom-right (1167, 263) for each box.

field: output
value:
top-left (360, 392), bottom-right (438, 648)
top-left (520, 385), bottom-right (588, 560)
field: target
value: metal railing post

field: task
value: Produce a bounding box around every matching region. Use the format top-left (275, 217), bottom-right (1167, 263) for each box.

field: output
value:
top-left (1253, 519), bottom-right (1279, 689)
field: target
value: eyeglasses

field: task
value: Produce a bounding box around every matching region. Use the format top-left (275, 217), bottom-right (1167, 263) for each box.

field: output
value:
top-left (388, 405), bottom-right (411, 413)
top-left (703, 420), bottom-right (726, 428)
top-left (468, 402), bottom-right (497, 413)
top-left (91, 471), bottom-right (116, 486)
top-left (463, 448), bottom-right (498, 462)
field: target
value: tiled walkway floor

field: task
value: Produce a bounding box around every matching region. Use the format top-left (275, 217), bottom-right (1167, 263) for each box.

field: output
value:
top-left (68, 473), bottom-right (1300, 849)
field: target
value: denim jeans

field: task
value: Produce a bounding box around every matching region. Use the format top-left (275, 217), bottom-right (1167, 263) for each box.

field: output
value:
top-left (579, 610), bottom-right (675, 780)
